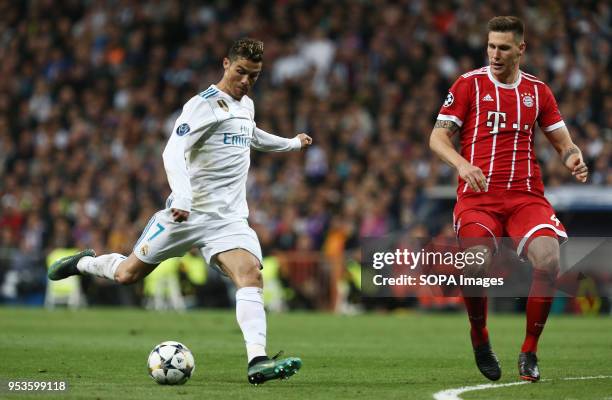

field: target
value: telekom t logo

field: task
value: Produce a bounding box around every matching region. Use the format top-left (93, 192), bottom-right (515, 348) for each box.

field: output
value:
top-left (486, 111), bottom-right (507, 134)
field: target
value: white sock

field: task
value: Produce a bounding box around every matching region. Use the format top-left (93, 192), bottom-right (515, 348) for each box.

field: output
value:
top-left (76, 254), bottom-right (126, 280)
top-left (236, 287), bottom-right (267, 363)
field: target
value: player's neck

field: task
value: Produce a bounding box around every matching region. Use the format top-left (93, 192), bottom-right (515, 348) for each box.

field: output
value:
top-left (215, 80), bottom-right (241, 101)
top-left (492, 67), bottom-right (520, 85)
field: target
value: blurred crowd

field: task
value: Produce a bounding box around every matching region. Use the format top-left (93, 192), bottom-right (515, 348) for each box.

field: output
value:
top-left (0, 0), bottom-right (610, 303)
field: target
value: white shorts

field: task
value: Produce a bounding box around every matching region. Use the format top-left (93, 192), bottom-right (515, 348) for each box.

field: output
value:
top-left (133, 208), bottom-right (262, 269)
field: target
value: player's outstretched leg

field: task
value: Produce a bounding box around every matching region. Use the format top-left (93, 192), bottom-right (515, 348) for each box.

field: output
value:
top-left (518, 351), bottom-right (540, 381)
top-left (48, 249), bottom-right (96, 280)
top-left (48, 251), bottom-right (155, 285)
top-left (473, 342), bottom-right (501, 381)
top-left (247, 351), bottom-right (302, 385)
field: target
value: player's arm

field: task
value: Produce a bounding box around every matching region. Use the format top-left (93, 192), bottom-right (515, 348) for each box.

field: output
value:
top-left (251, 127), bottom-right (312, 152)
top-left (543, 126), bottom-right (588, 183)
top-left (162, 131), bottom-right (192, 222)
top-left (162, 98), bottom-right (216, 221)
top-left (429, 121), bottom-right (487, 192)
top-left (538, 84), bottom-right (588, 183)
top-left (431, 76), bottom-right (487, 192)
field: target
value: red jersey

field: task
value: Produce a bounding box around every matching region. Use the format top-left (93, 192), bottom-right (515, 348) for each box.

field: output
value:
top-left (437, 66), bottom-right (565, 198)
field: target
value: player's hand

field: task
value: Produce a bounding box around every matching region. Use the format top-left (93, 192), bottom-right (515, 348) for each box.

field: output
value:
top-left (457, 161), bottom-right (488, 192)
top-left (567, 155), bottom-right (588, 183)
top-left (171, 208), bottom-right (190, 222)
top-left (296, 133), bottom-right (312, 148)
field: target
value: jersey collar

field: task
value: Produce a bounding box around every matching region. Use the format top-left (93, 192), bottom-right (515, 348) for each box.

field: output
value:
top-left (212, 84), bottom-right (250, 105)
top-left (486, 66), bottom-right (522, 89)
top-left (211, 84), bottom-right (233, 101)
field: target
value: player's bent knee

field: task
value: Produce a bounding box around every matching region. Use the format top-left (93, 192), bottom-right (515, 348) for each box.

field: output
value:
top-left (530, 250), bottom-right (560, 272)
top-left (228, 256), bottom-right (262, 288)
top-left (235, 262), bottom-right (263, 288)
top-left (527, 236), bottom-right (560, 272)
top-left (216, 249), bottom-right (263, 288)
top-left (462, 245), bottom-right (493, 277)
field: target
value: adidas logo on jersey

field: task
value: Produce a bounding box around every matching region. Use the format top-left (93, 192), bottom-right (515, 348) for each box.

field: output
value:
top-left (482, 94), bottom-right (494, 102)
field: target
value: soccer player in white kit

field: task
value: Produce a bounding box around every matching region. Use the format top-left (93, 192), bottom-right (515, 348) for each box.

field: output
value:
top-left (49, 38), bottom-right (311, 385)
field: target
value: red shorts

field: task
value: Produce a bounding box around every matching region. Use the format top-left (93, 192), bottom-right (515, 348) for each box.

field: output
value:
top-left (453, 191), bottom-right (567, 257)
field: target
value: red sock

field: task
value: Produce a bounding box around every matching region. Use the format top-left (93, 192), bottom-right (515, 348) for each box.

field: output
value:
top-left (463, 296), bottom-right (489, 347)
top-left (457, 223), bottom-right (495, 348)
top-left (522, 269), bottom-right (556, 353)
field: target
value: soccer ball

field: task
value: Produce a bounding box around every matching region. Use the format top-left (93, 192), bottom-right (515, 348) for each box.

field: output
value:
top-left (147, 341), bottom-right (195, 385)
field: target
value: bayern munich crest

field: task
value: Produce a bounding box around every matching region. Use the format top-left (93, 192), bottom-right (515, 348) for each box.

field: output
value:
top-left (522, 94), bottom-right (534, 108)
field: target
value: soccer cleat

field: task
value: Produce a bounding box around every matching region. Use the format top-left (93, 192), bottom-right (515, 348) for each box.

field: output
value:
top-left (518, 351), bottom-right (540, 382)
top-left (473, 342), bottom-right (501, 381)
top-left (47, 249), bottom-right (96, 281)
top-left (247, 351), bottom-right (302, 385)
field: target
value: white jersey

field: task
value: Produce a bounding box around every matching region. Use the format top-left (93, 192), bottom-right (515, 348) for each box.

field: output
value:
top-left (162, 84), bottom-right (301, 219)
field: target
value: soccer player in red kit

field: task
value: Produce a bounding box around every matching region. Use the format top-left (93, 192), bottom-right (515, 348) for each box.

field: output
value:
top-left (430, 16), bottom-right (588, 382)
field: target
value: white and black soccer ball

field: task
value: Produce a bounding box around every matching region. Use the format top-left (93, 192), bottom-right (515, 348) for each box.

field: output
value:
top-left (147, 341), bottom-right (195, 385)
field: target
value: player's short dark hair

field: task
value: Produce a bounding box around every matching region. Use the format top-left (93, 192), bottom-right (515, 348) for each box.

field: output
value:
top-left (228, 38), bottom-right (264, 62)
top-left (488, 16), bottom-right (524, 41)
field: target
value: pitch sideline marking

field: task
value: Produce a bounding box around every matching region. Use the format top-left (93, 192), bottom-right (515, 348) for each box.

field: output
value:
top-left (433, 375), bottom-right (612, 400)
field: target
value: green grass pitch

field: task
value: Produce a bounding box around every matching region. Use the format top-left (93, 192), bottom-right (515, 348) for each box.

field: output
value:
top-left (1, 308), bottom-right (611, 399)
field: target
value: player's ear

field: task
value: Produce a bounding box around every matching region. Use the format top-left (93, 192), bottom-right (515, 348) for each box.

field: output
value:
top-left (223, 57), bottom-right (231, 71)
top-left (518, 41), bottom-right (526, 56)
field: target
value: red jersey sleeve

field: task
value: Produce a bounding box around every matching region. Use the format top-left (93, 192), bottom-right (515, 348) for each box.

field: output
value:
top-left (538, 84), bottom-right (565, 132)
top-left (437, 76), bottom-right (472, 130)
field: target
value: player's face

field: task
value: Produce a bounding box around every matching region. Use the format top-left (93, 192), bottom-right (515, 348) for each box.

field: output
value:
top-left (221, 57), bottom-right (262, 100)
top-left (487, 31), bottom-right (525, 83)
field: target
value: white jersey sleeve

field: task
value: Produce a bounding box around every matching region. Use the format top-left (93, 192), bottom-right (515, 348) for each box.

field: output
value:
top-left (251, 126), bottom-right (301, 152)
top-left (162, 96), bottom-right (218, 212)
top-left (242, 96), bottom-right (300, 152)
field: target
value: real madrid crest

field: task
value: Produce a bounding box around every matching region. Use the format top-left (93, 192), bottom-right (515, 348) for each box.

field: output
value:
top-left (217, 99), bottom-right (229, 112)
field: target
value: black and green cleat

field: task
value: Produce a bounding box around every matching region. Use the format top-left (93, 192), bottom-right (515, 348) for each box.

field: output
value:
top-left (247, 352), bottom-right (302, 385)
top-left (47, 249), bottom-right (96, 281)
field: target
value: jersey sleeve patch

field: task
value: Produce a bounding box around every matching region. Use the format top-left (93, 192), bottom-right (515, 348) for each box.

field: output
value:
top-left (443, 92), bottom-right (454, 107)
top-left (176, 123), bottom-right (191, 136)
top-left (437, 76), bottom-right (471, 125)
